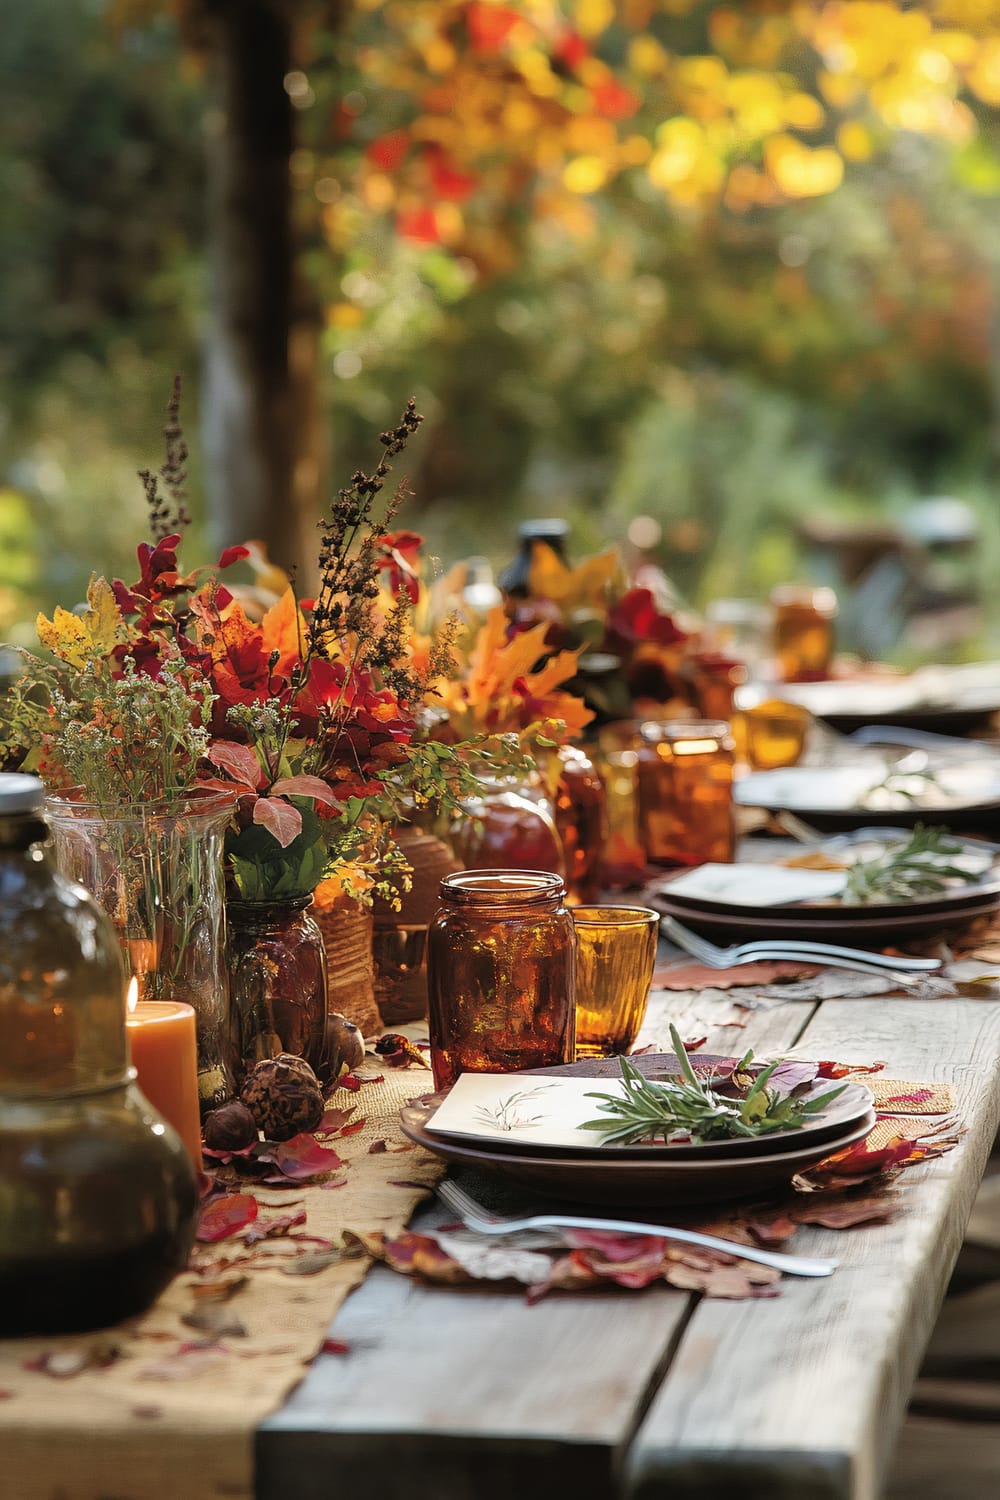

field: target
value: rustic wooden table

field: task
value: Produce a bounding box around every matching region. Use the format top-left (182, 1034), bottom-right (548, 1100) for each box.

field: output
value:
top-left (256, 979), bottom-right (1000, 1500)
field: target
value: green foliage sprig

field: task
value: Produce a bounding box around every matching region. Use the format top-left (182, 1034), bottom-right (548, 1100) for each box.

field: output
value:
top-left (843, 823), bottom-right (982, 905)
top-left (580, 1026), bottom-right (846, 1147)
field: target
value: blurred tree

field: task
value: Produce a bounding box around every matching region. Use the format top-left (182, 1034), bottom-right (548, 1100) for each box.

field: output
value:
top-left (10, 0), bottom-right (1000, 601)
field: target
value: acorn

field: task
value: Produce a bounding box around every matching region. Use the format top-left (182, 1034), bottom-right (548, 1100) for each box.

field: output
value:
top-left (240, 1054), bottom-right (325, 1141)
top-left (202, 1100), bottom-right (259, 1153)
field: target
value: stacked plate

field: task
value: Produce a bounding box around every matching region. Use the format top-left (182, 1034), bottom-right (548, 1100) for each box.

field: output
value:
top-left (400, 1053), bottom-right (875, 1207)
top-left (648, 827), bottom-right (1000, 944)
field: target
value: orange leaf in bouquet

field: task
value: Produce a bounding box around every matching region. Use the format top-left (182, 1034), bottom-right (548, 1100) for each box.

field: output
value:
top-left (434, 605), bottom-right (593, 740)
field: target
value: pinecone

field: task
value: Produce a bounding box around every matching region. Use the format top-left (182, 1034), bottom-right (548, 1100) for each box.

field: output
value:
top-left (240, 1054), bottom-right (325, 1141)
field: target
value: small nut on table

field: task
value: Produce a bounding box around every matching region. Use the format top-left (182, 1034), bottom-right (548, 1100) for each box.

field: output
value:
top-left (202, 1101), bottom-right (259, 1152)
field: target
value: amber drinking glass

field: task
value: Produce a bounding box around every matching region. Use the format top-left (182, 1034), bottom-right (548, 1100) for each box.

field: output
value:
top-left (770, 585), bottom-right (838, 683)
top-left (572, 906), bottom-right (659, 1058)
top-left (636, 720), bottom-right (735, 867)
top-left (426, 870), bottom-right (576, 1090)
top-left (738, 697), bottom-right (812, 770)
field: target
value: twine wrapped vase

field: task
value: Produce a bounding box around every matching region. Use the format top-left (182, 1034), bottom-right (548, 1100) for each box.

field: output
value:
top-left (312, 895), bottom-right (380, 1038)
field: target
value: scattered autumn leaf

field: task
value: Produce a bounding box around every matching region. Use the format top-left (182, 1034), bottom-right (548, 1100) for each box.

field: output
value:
top-left (180, 1306), bottom-right (248, 1339)
top-left (196, 1192), bottom-right (259, 1243)
top-left (189, 1274), bottom-right (249, 1303)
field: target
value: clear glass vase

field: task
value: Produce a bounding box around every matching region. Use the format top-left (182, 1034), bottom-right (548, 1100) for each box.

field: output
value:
top-left (227, 897), bottom-right (327, 1084)
top-left (45, 788), bottom-right (236, 1115)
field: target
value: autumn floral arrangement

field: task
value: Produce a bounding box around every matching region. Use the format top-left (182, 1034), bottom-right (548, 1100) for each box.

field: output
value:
top-left (1, 385), bottom-right (513, 908)
top-left (502, 537), bottom-right (710, 721)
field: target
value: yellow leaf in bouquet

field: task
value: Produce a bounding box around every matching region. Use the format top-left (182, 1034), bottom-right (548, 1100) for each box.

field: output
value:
top-left (527, 541), bottom-right (622, 611)
top-left (36, 575), bottom-right (125, 667)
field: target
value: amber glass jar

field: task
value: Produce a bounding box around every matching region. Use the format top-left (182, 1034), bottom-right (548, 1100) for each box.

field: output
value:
top-left (426, 870), bottom-right (576, 1090)
top-left (551, 744), bottom-right (608, 905)
top-left (455, 773), bottom-right (564, 877)
top-left (770, 584), bottom-right (838, 682)
top-left (636, 720), bottom-right (735, 867)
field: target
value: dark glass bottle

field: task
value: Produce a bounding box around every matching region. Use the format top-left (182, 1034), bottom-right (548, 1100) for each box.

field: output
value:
top-left (497, 518), bottom-right (570, 598)
top-left (426, 869), bottom-right (576, 1090)
top-left (0, 774), bottom-right (199, 1335)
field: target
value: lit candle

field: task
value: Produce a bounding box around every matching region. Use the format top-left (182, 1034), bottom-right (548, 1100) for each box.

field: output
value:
top-left (126, 978), bottom-right (203, 1170)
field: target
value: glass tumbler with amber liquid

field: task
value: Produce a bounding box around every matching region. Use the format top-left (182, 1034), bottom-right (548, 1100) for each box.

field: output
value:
top-left (636, 720), bottom-right (735, 867)
top-left (771, 585), bottom-right (838, 683)
top-left (426, 870), bottom-right (576, 1090)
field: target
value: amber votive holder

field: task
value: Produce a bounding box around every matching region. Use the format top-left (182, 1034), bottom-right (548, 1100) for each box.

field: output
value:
top-left (770, 584), bottom-right (838, 683)
top-left (635, 719), bottom-right (736, 867)
top-left (737, 697), bottom-right (812, 770)
top-left (573, 905), bottom-right (659, 1058)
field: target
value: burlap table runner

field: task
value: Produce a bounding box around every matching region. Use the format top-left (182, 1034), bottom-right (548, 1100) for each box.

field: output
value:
top-left (0, 1064), bottom-right (441, 1500)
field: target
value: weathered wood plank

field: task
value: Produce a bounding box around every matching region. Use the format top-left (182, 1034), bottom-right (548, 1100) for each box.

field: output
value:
top-left (624, 999), bottom-right (1000, 1500)
top-left (257, 997), bottom-right (811, 1500)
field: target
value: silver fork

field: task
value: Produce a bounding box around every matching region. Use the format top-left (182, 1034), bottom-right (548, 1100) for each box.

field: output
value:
top-left (437, 1179), bottom-right (838, 1278)
top-left (661, 916), bottom-right (942, 978)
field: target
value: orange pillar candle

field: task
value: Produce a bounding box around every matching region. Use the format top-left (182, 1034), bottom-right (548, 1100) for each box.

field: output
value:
top-left (126, 980), bottom-right (203, 1170)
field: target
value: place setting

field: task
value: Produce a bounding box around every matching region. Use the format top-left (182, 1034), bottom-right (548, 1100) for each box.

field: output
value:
top-left (645, 825), bottom-right (1000, 945)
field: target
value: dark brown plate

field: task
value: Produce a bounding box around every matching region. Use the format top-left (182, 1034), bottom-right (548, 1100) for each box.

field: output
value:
top-left (401, 1101), bottom-right (876, 1207)
top-left (655, 828), bottom-right (1000, 922)
top-left (650, 892), bottom-right (1000, 944)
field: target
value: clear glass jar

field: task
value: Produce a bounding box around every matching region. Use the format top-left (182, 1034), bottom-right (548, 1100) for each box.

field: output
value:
top-left (427, 870), bottom-right (576, 1090)
top-left (636, 719), bottom-right (735, 867)
top-left (0, 774), bottom-right (198, 1335)
top-left (46, 787), bottom-right (235, 1114)
top-left (227, 897), bottom-right (327, 1083)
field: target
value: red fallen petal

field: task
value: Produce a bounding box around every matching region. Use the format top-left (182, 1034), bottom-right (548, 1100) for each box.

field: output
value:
top-left (564, 1230), bottom-right (666, 1262)
top-left (258, 1136), bottom-right (344, 1180)
top-left (338, 1118), bottom-right (367, 1138)
top-left (368, 1140), bottom-right (388, 1154)
top-left (242, 1209), bottom-right (308, 1245)
top-left (321, 1339), bottom-right (351, 1356)
top-left (816, 1060), bottom-right (886, 1079)
top-left (317, 1106), bottom-right (357, 1133)
top-left (885, 1088), bottom-right (934, 1105)
top-left (338, 1074), bottom-right (362, 1092)
top-left (197, 1193), bottom-right (259, 1243)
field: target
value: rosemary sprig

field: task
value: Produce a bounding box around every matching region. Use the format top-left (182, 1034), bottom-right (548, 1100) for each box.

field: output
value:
top-left (579, 1026), bottom-right (845, 1147)
top-left (842, 823), bottom-right (980, 906)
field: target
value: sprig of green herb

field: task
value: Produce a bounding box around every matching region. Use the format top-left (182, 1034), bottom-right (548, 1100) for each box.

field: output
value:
top-left (842, 823), bottom-right (980, 905)
top-left (579, 1026), bottom-right (845, 1147)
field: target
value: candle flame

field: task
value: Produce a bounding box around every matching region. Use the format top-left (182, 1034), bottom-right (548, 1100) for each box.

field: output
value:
top-left (126, 976), bottom-right (139, 1015)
